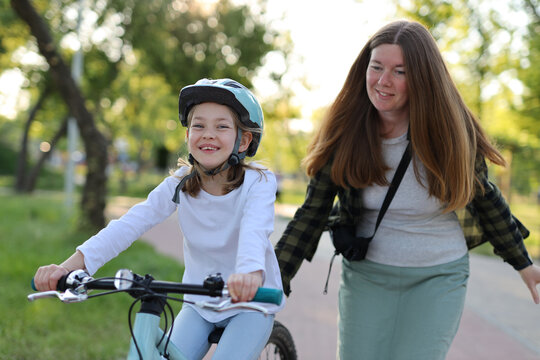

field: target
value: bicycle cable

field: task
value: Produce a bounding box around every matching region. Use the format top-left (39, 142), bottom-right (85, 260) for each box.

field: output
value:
top-left (83, 275), bottom-right (198, 359)
top-left (127, 297), bottom-right (144, 360)
top-left (160, 300), bottom-right (176, 359)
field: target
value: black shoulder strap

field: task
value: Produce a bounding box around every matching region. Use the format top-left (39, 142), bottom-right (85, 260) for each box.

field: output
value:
top-left (324, 135), bottom-right (412, 294)
top-left (367, 140), bottom-right (411, 239)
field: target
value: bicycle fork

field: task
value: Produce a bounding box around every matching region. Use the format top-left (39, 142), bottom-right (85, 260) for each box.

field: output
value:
top-left (127, 297), bottom-right (187, 360)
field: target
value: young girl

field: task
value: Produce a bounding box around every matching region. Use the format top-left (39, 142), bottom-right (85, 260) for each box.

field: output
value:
top-left (34, 78), bottom-right (284, 360)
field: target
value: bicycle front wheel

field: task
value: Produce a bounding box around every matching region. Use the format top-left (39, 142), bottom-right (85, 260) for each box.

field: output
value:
top-left (258, 321), bottom-right (297, 360)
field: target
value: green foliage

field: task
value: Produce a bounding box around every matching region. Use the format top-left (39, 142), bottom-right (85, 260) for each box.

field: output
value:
top-left (3, 0), bottom-right (293, 204)
top-left (107, 167), bottom-right (168, 198)
top-left (0, 0), bottom-right (31, 69)
top-left (515, 0), bottom-right (540, 185)
top-left (0, 192), bottom-right (184, 359)
top-left (0, 140), bottom-right (17, 174)
top-left (393, 0), bottom-right (540, 195)
top-left (276, 176), bottom-right (308, 205)
top-left (510, 195), bottom-right (540, 255)
top-left (109, 0), bottom-right (277, 89)
top-left (258, 91), bottom-right (310, 175)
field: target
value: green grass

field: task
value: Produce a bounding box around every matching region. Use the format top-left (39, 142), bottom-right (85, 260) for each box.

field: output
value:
top-left (507, 196), bottom-right (540, 259)
top-left (0, 193), bottom-right (184, 360)
top-left (107, 168), bottom-right (168, 198)
top-left (277, 177), bottom-right (308, 205)
top-left (0, 168), bottom-right (67, 191)
top-left (0, 167), bottom-right (167, 198)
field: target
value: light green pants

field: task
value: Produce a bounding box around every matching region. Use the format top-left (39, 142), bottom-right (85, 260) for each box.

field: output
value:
top-left (338, 254), bottom-right (469, 360)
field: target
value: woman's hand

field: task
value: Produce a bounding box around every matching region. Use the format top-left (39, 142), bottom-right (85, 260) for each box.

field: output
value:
top-left (519, 264), bottom-right (540, 304)
top-left (227, 270), bottom-right (263, 303)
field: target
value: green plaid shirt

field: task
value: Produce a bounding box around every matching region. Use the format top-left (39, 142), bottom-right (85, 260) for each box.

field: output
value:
top-left (275, 155), bottom-right (531, 296)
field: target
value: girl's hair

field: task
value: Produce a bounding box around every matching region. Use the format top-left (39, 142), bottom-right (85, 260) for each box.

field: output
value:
top-left (304, 20), bottom-right (505, 212)
top-left (173, 103), bottom-right (264, 197)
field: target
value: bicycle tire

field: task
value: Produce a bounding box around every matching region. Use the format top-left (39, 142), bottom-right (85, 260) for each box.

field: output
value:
top-left (258, 320), bottom-right (297, 360)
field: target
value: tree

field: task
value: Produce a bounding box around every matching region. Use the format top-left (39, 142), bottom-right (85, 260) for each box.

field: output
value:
top-left (520, 0), bottom-right (540, 137)
top-left (14, 81), bottom-right (52, 192)
top-left (515, 0), bottom-right (540, 191)
top-left (108, 0), bottom-right (277, 89)
top-left (11, 0), bottom-right (109, 229)
top-left (4, 0), bottom-right (293, 228)
top-left (97, 0), bottom-right (289, 167)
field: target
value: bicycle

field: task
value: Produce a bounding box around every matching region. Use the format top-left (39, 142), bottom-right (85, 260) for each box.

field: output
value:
top-left (29, 269), bottom-right (297, 360)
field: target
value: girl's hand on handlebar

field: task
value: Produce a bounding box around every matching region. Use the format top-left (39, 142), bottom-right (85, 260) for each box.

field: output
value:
top-left (227, 270), bottom-right (263, 303)
top-left (34, 264), bottom-right (69, 291)
top-left (33, 251), bottom-right (86, 291)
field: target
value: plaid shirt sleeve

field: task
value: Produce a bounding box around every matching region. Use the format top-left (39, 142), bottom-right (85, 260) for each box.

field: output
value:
top-left (461, 156), bottom-right (532, 270)
top-left (275, 161), bottom-right (339, 295)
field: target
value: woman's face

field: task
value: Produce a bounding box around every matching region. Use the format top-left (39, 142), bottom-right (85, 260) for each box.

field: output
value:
top-left (366, 44), bottom-right (409, 122)
top-left (187, 102), bottom-right (250, 170)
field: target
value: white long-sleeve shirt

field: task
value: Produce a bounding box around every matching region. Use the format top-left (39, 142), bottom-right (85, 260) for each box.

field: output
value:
top-left (77, 165), bottom-right (284, 321)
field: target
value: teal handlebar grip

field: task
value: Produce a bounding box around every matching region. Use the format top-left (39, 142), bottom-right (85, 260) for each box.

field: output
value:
top-left (252, 288), bottom-right (283, 305)
top-left (31, 278), bottom-right (36, 291)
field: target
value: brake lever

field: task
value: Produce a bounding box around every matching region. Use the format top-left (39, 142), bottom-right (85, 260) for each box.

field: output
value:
top-left (27, 289), bottom-right (88, 303)
top-left (196, 299), bottom-right (269, 315)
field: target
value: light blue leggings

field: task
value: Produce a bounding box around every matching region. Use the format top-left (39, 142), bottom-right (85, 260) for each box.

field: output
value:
top-left (168, 305), bottom-right (274, 360)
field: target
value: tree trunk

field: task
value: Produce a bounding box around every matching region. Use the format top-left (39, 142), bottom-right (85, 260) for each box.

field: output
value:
top-left (15, 85), bottom-right (49, 192)
top-left (25, 115), bottom-right (69, 192)
top-left (11, 0), bottom-right (108, 230)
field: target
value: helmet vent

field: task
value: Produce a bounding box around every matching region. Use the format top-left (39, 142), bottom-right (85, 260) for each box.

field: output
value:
top-left (223, 80), bottom-right (243, 89)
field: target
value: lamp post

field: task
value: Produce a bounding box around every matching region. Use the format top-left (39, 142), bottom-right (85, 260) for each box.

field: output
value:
top-left (65, 0), bottom-right (83, 209)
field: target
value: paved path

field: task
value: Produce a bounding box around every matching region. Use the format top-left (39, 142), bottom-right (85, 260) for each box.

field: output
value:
top-left (107, 199), bottom-right (540, 359)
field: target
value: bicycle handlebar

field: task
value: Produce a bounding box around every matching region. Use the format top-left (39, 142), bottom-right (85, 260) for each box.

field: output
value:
top-left (30, 269), bottom-right (283, 306)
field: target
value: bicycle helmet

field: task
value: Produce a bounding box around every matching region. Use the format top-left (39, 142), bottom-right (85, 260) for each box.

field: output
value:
top-left (178, 78), bottom-right (263, 158)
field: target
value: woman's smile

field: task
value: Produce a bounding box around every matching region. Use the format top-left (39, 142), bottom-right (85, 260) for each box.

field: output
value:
top-left (366, 44), bottom-right (409, 122)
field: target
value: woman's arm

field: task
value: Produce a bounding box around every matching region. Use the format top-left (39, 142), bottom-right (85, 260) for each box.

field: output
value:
top-left (275, 161), bottom-right (339, 295)
top-left (471, 157), bottom-right (532, 270)
top-left (472, 157), bottom-right (538, 304)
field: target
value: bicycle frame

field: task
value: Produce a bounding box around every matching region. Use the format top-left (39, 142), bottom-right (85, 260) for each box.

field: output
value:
top-left (125, 294), bottom-right (188, 360)
top-left (129, 312), bottom-right (185, 359)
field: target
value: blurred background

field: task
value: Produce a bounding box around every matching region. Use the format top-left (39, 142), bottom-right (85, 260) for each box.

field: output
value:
top-left (1, 0), bottom-right (539, 358)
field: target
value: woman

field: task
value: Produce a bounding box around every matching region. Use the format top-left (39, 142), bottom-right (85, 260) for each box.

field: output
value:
top-left (275, 20), bottom-right (540, 360)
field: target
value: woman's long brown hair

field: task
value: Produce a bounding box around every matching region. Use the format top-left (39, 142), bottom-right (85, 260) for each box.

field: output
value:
top-left (304, 20), bottom-right (505, 212)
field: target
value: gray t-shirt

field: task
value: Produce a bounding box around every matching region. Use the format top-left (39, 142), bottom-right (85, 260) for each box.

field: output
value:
top-left (357, 132), bottom-right (468, 267)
